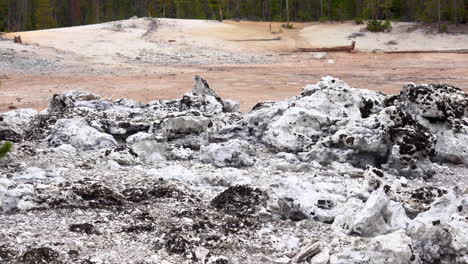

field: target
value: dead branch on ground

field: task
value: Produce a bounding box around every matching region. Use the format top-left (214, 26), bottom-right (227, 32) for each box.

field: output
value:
top-left (296, 41), bottom-right (356, 53)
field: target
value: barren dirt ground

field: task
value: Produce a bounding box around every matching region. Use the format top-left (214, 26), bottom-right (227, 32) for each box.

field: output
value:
top-left (1, 18), bottom-right (467, 112)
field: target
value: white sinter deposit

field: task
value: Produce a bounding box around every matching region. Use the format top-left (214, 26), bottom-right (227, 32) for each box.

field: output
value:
top-left (0, 76), bottom-right (467, 264)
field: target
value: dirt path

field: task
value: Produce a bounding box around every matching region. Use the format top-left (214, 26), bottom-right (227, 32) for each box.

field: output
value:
top-left (2, 52), bottom-right (467, 112)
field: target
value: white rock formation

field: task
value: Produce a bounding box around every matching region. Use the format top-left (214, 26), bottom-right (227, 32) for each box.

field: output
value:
top-left (48, 118), bottom-right (117, 150)
top-left (200, 139), bottom-right (254, 167)
top-left (0, 75), bottom-right (466, 263)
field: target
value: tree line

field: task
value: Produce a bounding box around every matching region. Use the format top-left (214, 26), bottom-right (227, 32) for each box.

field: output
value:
top-left (1, 0), bottom-right (467, 32)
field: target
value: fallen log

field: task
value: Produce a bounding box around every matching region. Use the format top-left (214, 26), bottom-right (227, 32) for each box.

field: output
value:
top-left (384, 49), bottom-right (468, 54)
top-left (233, 37), bottom-right (282, 42)
top-left (13, 35), bottom-right (22, 44)
top-left (296, 41), bottom-right (355, 53)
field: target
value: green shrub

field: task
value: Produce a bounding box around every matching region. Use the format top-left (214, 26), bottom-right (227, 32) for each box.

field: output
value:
top-left (366, 19), bottom-right (392, 32)
top-left (281, 23), bottom-right (294, 29)
top-left (297, 10), bottom-right (311, 21)
top-left (384, 20), bottom-right (392, 31)
top-left (0, 141), bottom-right (12, 160)
top-left (319, 16), bottom-right (329, 23)
top-left (439, 24), bottom-right (448, 33)
top-left (355, 17), bottom-right (364, 25)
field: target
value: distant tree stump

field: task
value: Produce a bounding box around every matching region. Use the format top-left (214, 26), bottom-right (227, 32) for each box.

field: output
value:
top-left (14, 35), bottom-right (22, 44)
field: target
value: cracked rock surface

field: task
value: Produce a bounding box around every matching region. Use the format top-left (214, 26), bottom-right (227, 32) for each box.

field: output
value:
top-left (0, 76), bottom-right (467, 264)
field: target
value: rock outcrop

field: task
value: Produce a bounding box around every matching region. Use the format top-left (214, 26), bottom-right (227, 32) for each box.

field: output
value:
top-left (0, 76), bottom-right (466, 264)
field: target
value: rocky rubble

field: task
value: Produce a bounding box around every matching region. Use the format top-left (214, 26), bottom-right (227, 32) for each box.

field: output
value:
top-left (0, 76), bottom-right (467, 263)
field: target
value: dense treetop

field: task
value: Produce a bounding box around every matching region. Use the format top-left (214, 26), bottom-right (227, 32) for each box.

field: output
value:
top-left (1, 0), bottom-right (467, 32)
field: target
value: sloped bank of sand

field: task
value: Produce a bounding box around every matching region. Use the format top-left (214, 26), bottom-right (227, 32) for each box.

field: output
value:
top-left (300, 21), bottom-right (468, 51)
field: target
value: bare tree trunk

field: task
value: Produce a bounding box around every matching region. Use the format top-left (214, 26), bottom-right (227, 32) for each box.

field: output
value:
top-left (279, 0), bottom-right (283, 20)
top-left (286, 0), bottom-right (289, 25)
top-left (96, 0), bottom-right (99, 23)
top-left (438, 0), bottom-right (441, 31)
top-left (7, 0), bottom-right (11, 31)
top-left (320, 0), bottom-right (323, 17)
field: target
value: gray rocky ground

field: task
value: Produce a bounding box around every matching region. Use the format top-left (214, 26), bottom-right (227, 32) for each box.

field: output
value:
top-left (0, 76), bottom-right (467, 264)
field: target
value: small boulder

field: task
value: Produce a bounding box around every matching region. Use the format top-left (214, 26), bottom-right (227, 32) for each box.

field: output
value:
top-left (193, 75), bottom-right (219, 98)
top-left (0, 109), bottom-right (38, 142)
top-left (369, 230), bottom-right (414, 264)
top-left (277, 197), bottom-right (309, 221)
top-left (200, 139), bottom-right (254, 168)
top-left (162, 115), bottom-right (211, 139)
top-left (223, 99), bottom-right (240, 113)
top-left (352, 188), bottom-right (391, 237)
top-left (48, 118), bottom-right (117, 150)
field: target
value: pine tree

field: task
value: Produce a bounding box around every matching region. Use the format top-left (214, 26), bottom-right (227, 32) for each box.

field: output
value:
top-left (35, 0), bottom-right (56, 29)
top-left (71, 0), bottom-right (82, 25)
top-left (0, 0), bottom-right (8, 31)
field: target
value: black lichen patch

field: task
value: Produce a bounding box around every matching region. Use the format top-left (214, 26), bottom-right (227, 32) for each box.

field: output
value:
top-left (20, 247), bottom-right (61, 264)
top-left (80, 259), bottom-right (97, 264)
top-left (73, 184), bottom-right (123, 208)
top-left (388, 83), bottom-right (468, 130)
top-left (164, 231), bottom-right (196, 259)
top-left (122, 188), bottom-right (150, 203)
top-left (165, 235), bottom-right (189, 254)
top-left (211, 185), bottom-right (266, 216)
top-left (0, 128), bottom-right (23, 142)
top-left (345, 136), bottom-right (355, 145)
top-left (69, 223), bottom-right (96, 235)
top-left (317, 199), bottom-right (335, 210)
top-left (122, 184), bottom-right (183, 203)
top-left (104, 146), bottom-right (139, 158)
top-left (148, 185), bottom-right (182, 199)
top-left (221, 215), bottom-right (258, 234)
top-left (205, 254), bottom-right (229, 264)
top-left (67, 250), bottom-right (79, 260)
top-left (384, 94), bottom-right (399, 107)
top-left (383, 185), bottom-right (391, 194)
top-left (0, 245), bottom-right (17, 262)
top-left (122, 224), bottom-right (155, 233)
top-left (409, 187), bottom-right (448, 204)
top-left (386, 108), bottom-right (436, 157)
top-left (372, 168), bottom-right (384, 177)
top-left (359, 98), bottom-right (374, 118)
top-left (410, 84), bottom-right (467, 119)
top-left (25, 113), bottom-right (59, 141)
top-left (404, 186), bottom-right (449, 218)
top-left (172, 207), bottom-right (206, 219)
top-left (191, 220), bottom-right (215, 233)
